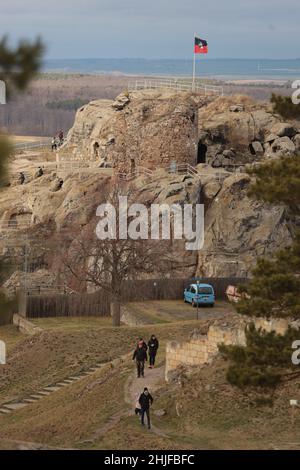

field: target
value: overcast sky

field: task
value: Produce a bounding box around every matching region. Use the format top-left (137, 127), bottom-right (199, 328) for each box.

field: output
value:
top-left (1, 0), bottom-right (299, 59)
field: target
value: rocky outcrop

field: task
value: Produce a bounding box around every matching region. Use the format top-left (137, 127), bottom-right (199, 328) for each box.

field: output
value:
top-left (67, 90), bottom-right (202, 172)
top-left (0, 91), bottom-right (297, 292)
top-left (198, 97), bottom-right (300, 166)
top-left (196, 173), bottom-right (291, 277)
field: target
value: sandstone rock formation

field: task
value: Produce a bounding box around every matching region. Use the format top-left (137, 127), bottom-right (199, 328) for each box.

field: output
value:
top-left (67, 91), bottom-right (299, 174)
top-left (66, 90), bottom-right (205, 172)
top-left (0, 91), bottom-right (297, 294)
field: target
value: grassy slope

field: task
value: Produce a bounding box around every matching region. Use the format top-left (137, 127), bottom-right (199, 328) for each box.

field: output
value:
top-left (0, 319), bottom-right (203, 403)
top-left (1, 315), bottom-right (300, 450)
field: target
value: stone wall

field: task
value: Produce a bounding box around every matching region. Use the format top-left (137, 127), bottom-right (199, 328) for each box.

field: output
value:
top-left (13, 314), bottom-right (42, 335)
top-left (165, 316), bottom-right (298, 381)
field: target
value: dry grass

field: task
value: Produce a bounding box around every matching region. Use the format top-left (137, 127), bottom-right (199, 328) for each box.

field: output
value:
top-left (125, 300), bottom-right (234, 324)
top-left (0, 325), bottom-right (23, 351)
top-left (0, 318), bottom-right (204, 403)
top-left (1, 315), bottom-right (300, 450)
top-left (199, 94), bottom-right (259, 120)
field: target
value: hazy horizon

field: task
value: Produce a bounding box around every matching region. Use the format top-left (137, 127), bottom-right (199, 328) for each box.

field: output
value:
top-left (1, 0), bottom-right (299, 60)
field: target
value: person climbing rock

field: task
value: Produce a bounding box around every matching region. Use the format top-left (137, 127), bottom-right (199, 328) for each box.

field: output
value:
top-left (148, 335), bottom-right (159, 369)
top-left (58, 129), bottom-right (64, 144)
top-left (139, 387), bottom-right (153, 430)
top-left (133, 342), bottom-right (148, 378)
top-left (18, 172), bottom-right (25, 185)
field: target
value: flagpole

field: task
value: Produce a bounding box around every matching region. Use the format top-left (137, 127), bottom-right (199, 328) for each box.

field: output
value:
top-left (192, 32), bottom-right (196, 91)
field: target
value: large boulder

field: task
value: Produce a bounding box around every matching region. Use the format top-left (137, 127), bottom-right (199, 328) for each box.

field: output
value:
top-left (271, 136), bottom-right (296, 156)
top-left (270, 122), bottom-right (297, 138)
top-left (293, 134), bottom-right (300, 152)
top-left (198, 97), bottom-right (279, 165)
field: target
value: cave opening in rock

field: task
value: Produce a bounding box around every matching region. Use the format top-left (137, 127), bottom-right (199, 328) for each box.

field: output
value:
top-left (249, 143), bottom-right (256, 156)
top-left (197, 141), bottom-right (207, 164)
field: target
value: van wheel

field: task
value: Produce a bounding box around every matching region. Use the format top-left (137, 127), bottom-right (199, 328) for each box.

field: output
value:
top-left (210, 304), bottom-right (215, 308)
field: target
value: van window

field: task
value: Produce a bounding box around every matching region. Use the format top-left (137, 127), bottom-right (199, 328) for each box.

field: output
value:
top-left (198, 287), bottom-right (213, 294)
top-left (191, 287), bottom-right (196, 294)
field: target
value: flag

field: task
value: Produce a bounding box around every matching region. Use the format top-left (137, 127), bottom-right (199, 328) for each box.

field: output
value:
top-left (194, 37), bottom-right (208, 54)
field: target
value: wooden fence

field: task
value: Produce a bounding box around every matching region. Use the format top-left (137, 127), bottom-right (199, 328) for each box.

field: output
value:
top-left (23, 277), bottom-right (247, 319)
top-left (26, 289), bottom-right (110, 319)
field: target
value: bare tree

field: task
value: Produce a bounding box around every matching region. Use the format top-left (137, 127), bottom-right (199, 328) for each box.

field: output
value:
top-left (63, 185), bottom-right (176, 326)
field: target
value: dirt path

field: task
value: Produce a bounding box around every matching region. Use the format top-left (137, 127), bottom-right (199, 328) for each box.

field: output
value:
top-left (125, 363), bottom-right (169, 438)
top-left (82, 362), bottom-right (169, 445)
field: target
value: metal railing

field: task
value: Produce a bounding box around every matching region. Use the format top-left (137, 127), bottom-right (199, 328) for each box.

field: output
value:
top-left (14, 139), bottom-right (52, 152)
top-left (116, 163), bottom-right (227, 184)
top-left (128, 78), bottom-right (223, 96)
top-left (117, 166), bottom-right (153, 181)
top-left (56, 160), bottom-right (113, 176)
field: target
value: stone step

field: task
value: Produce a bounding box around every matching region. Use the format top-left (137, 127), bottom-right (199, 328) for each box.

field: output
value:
top-left (43, 386), bottom-right (62, 392)
top-left (30, 395), bottom-right (44, 400)
top-left (56, 382), bottom-right (69, 387)
top-left (23, 398), bottom-right (39, 404)
top-left (68, 376), bottom-right (82, 381)
top-left (36, 391), bottom-right (51, 396)
top-left (0, 408), bottom-right (12, 414)
top-left (3, 403), bottom-right (27, 411)
top-left (62, 379), bottom-right (76, 384)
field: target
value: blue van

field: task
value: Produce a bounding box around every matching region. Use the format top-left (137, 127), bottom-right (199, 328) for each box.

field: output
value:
top-left (184, 283), bottom-right (215, 307)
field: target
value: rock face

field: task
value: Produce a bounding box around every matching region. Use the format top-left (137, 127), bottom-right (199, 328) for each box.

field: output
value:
top-left (198, 97), bottom-right (300, 166)
top-left (196, 173), bottom-right (291, 277)
top-left (67, 90), bottom-right (202, 173)
top-left (0, 91), bottom-right (297, 292)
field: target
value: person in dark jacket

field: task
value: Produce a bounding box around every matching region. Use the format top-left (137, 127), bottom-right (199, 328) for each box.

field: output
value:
top-left (139, 388), bottom-right (153, 429)
top-left (148, 335), bottom-right (159, 369)
top-left (133, 342), bottom-right (148, 378)
top-left (137, 338), bottom-right (148, 352)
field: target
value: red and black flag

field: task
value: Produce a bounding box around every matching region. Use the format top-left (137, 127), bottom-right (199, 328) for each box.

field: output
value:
top-left (194, 37), bottom-right (208, 54)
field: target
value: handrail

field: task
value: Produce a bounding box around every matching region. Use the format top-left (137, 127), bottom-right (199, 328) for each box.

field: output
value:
top-left (128, 78), bottom-right (223, 96)
top-left (14, 139), bottom-right (52, 151)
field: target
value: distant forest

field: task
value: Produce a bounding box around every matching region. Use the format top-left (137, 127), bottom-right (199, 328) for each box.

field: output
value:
top-left (0, 73), bottom-right (292, 137)
top-left (0, 74), bottom-right (127, 137)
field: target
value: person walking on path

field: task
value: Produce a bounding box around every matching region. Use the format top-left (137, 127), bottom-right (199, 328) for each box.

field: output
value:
top-left (148, 335), bottom-right (159, 369)
top-left (133, 342), bottom-right (148, 378)
top-left (139, 388), bottom-right (153, 429)
top-left (137, 337), bottom-right (148, 352)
